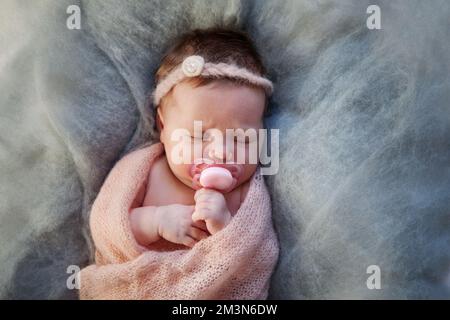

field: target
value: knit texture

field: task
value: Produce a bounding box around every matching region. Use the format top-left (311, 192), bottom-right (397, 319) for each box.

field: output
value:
top-left (152, 60), bottom-right (274, 106)
top-left (79, 143), bottom-right (279, 299)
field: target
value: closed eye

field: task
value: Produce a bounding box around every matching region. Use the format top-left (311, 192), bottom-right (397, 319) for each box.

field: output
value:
top-left (189, 135), bottom-right (211, 142)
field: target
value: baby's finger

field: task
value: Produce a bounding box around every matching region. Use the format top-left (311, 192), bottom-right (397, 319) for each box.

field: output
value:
top-left (192, 220), bottom-right (208, 232)
top-left (188, 227), bottom-right (209, 241)
top-left (195, 194), bottom-right (214, 205)
top-left (194, 188), bottom-right (216, 202)
top-left (182, 236), bottom-right (197, 248)
top-left (194, 188), bottom-right (206, 202)
top-left (191, 210), bottom-right (204, 222)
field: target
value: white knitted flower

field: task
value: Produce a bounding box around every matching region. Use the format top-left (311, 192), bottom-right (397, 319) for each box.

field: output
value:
top-left (182, 55), bottom-right (204, 77)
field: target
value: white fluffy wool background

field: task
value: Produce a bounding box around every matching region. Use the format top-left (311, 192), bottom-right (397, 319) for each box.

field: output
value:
top-left (0, 0), bottom-right (449, 299)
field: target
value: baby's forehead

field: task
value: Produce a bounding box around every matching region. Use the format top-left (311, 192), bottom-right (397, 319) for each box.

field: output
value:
top-left (171, 80), bottom-right (265, 113)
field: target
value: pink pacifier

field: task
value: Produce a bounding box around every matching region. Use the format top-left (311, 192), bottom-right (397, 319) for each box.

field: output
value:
top-left (199, 167), bottom-right (233, 191)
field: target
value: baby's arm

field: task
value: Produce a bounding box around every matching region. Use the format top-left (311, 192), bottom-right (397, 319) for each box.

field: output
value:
top-left (130, 204), bottom-right (209, 248)
top-left (130, 206), bottom-right (161, 246)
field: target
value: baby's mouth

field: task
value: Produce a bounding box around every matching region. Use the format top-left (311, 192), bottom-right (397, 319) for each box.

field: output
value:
top-left (190, 160), bottom-right (243, 192)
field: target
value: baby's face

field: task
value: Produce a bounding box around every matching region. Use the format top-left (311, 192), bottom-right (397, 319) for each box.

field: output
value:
top-left (158, 79), bottom-right (266, 192)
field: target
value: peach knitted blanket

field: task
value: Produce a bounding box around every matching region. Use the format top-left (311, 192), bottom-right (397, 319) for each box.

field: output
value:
top-left (79, 143), bottom-right (279, 299)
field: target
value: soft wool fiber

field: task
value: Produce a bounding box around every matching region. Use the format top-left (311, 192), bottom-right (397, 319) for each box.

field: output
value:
top-left (1, 0), bottom-right (449, 299)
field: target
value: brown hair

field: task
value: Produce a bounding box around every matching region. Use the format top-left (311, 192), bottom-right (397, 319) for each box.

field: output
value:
top-left (153, 27), bottom-right (270, 111)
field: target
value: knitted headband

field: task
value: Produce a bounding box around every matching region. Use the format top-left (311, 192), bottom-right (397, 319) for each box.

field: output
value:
top-left (152, 55), bottom-right (274, 107)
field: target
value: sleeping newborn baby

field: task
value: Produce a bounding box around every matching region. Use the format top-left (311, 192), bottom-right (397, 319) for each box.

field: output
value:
top-left (130, 79), bottom-right (266, 247)
top-left (80, 28), bottom-right (279, 300)
top-left (130, 31), bottom-right (273, 249)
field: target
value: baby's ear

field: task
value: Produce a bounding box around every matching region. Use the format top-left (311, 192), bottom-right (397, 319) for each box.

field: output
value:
top-left (156, 107), bottom-right (165, 143)
top-left (156, 108), bottom-right (164, 130)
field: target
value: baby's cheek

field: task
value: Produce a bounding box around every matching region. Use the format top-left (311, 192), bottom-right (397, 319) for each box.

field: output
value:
top-left (164, 144), bottom-right (192, 175)
top-left (231, 143), bottom-right (245, 163)
top-left (233, 143), bottom-right (259, 165)
top-left (177, 163), bottom-right (193, 180)
top-left (237, 163), bottom-right (258, 186)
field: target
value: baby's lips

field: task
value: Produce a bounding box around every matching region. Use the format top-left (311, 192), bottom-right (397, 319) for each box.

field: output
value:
top-left (191, 172), bottom-right (202, 190)
top-left (190, 162), bottom-right (243, 178)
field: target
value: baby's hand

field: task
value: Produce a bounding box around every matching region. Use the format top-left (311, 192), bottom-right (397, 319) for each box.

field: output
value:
top-left (157, 204), bottom-right (209, 248)
top-left (192, 189), bottom-right (232, 235)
